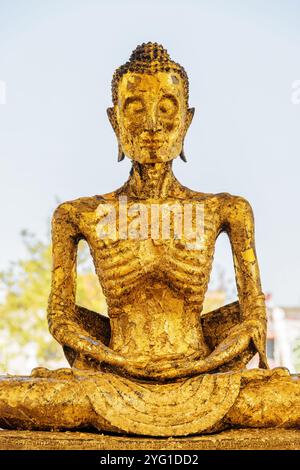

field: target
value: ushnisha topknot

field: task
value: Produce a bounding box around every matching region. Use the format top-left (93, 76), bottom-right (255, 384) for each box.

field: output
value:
top-left (111, 42), bottom-right (189, 106)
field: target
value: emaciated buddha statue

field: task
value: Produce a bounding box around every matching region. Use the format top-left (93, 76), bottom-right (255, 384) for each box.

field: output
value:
top-left (1, 43), bottom-right (300, 436)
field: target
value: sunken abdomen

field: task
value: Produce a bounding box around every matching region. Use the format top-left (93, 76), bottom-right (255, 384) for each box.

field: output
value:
top-left (108, 279), bottom-right (210, 361)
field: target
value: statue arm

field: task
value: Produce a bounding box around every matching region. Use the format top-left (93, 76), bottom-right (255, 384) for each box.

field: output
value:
top-left (221, 194), bottom-right (268, 368)
top-left (47, 202), bottom-right (125, 368)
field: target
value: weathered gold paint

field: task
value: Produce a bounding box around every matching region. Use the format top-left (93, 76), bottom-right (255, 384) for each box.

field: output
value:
top-left (112, 71), bottom-right (193, 164)
top-left (0, 42), bottom-right (299, 437)
top-left (242, 248), bottom-right (256, 263)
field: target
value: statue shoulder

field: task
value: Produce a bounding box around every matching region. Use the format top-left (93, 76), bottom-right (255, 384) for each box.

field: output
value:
top-left (53, 194), bottom-right (110, 217)
top-left (52, 193), bottom-right (119, 231)
top-left (180, 191), bottom-right (253, 217)
top-left (214, 192), bottom-right (254, 226)
top-left (186, 190), bottom-right (250, 205)
top-left (52, 195), bottom-right (107, 228)
top-left (220, 192), bottom-right (253, 211)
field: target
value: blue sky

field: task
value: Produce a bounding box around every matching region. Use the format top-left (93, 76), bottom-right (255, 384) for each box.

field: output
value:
top-left (0, 0), bottom-right (300, 305)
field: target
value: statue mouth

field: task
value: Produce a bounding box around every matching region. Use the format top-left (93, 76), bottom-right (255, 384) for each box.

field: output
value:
top-left (141, 139), bottom-right (163, 148)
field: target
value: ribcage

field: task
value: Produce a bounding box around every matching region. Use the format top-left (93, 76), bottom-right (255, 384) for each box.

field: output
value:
top-left (79, 202), bottom-right (219, 311)
top-left (89, 235), bottom-right (216, 308)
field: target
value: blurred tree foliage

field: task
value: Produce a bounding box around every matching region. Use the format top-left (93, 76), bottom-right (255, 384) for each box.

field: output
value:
top-left (0, 230), bottom-right (107, 373)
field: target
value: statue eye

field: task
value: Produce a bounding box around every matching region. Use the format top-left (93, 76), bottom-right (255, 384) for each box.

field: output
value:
top-left (124, 98), bottom-right (145, 114)
top-left (158, 96), bottom-right (178, 117)
top-left (129, 102), bottom-right (144, 113)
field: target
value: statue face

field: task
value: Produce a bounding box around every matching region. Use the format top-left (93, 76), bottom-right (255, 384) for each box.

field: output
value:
top-left (109, 72), bottom-right (194, 163)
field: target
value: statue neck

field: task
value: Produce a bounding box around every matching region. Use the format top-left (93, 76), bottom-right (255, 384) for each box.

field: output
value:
top-left (124, 161), bottom-right (179, 199)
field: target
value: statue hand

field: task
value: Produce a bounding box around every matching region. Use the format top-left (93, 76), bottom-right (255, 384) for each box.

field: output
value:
top-left (118, 319), bottom-right (266, 380)
top-left (81, 339), bottom-right (128, 368)
top-left (207, 318), bottom-right (263, 359)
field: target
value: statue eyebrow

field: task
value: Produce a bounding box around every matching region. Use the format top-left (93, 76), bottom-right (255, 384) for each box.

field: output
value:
top-left (123, 96), bottom-right (144, 109)
top-left (159, 93), bottom-right (178, 105)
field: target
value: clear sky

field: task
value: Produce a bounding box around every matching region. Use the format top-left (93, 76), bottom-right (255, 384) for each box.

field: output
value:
top-left (0, 0), bottom-right (300, 306)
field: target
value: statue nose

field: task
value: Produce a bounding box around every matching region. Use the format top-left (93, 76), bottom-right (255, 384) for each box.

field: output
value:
top-left (145, 114), bottom-right (157, 131)
top-left (145, 109), bottom-right (161, 133)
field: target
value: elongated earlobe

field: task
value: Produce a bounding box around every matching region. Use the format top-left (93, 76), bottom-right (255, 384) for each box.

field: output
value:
top-left (179, 108), bottom-right (194, 162)
top-left (107, 107), bottom-right (124, 162)
top-left (118, 143), bottom-right (125, 162)
top-left (180, 145), bottom-right (187, 162)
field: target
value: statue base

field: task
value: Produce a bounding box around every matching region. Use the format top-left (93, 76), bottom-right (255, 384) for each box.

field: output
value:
top-left (1, 428), bottom-right (300, 450)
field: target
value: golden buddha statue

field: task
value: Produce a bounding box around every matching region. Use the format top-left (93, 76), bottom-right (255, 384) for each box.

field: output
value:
top-left (0, 42), bottom-right (299, 436)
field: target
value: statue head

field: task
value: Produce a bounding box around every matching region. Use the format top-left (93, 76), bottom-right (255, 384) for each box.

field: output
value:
top-left (107, 42), bottom-right (195, 163)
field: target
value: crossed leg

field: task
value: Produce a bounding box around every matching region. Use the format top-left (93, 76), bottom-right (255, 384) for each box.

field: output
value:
top-left (1, 368), bottom-right (300, 434)
top-left (225, 369), bottom-right (300, 428)
top-left (0, 371), bottom-right (96, 431)
top-left (0, 368), bottom-right (121, 432)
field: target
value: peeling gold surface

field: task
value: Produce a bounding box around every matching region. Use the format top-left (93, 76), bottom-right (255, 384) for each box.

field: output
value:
top-left (1, 42), bottom-right (299, 438)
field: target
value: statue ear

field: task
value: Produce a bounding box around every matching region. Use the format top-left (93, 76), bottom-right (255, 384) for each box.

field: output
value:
top-left (179, 108), bottom-right (195, 163)
top-left (186, 107), bottom-right (195, 129)
top-left (107, 107), bottom-right (125, 162)
top-left (182, 107), bottom-right (195, 139)
top-left (106, 107), bottom-right (119, 136)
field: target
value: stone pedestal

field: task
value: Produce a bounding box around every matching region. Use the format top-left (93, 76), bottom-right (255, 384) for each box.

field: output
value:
top-left (1, 429), bottom-right (300, 450)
